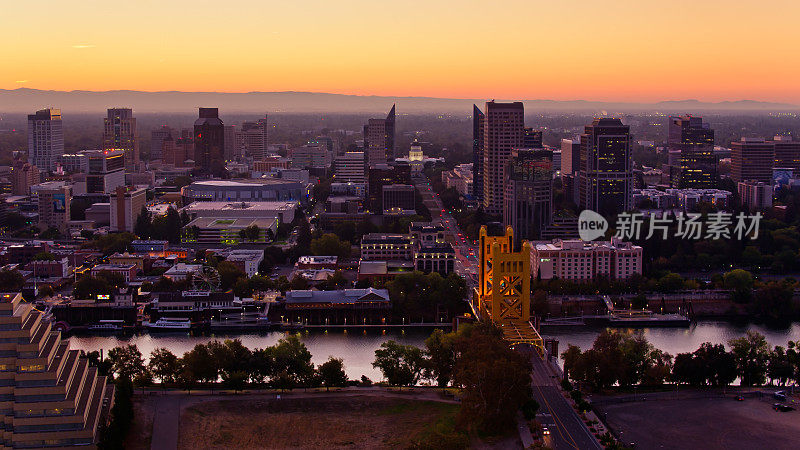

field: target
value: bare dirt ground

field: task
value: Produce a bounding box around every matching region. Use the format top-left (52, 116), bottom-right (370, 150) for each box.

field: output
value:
top-left (596, 395), bottom-right (800, 450)
top-left (177, 395), bottom-right (459, 449)
top-left (127, 395), bottom-right (156, 450)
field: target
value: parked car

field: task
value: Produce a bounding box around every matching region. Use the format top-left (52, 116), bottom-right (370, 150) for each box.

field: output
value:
top-left (774, 391), bottom-right (787, 401)
top-left (773, 403), bottom-right (795, 412)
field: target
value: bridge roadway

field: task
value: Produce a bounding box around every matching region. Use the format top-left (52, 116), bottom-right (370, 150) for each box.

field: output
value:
top-left (530, 354), bottom-right (603, 450)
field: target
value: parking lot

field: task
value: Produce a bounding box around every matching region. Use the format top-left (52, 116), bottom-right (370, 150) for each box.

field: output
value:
top-left (596, 393), bottom-right (800, 450)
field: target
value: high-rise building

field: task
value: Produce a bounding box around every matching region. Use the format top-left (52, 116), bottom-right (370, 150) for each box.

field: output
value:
top-left (289, 143), bottom-right (331, 170)
top-left (37, 182), bottom-right (71, 231)
top-left (85, 149), bottom-right (126, 194)
top-left (102, 108), bottom-right (139, 171)
top-left (368, 163), bottom-right (411, 213)
top-left (194, 108), bottom-right (226, 177)
top-left (162, 129), bottom-right (195, 167)
top-left (503, 149), bottom-right (553, 244)
top-left (523, 127), bottom-right (543, 149)
top-left (578, 118), bottom-right (633, 217)
top-left (730, 138), bottom-right (774, 183)
top-left (382, 184), bottom-right (416, 214)
top-left (482, 101), bottom-right (524, 215)
top-left (333, 151), bottom-right (366, 183)
top-left (363, 105), bottom-right (396, 165)
top-left (772, 135), bottom-right (800, 171)
top-left (27, 108), bottom-right (64, 172)
top-left (110, 186), bottom-right (147, 232)
top-left (667, 115), bottom-right (716, 188)
top-left (150, 125), bottom-right (173, 161)
top-left (472, 104), bottom-right (485, 202)
top-left (560, 138), bottom-right (581, 176)
top-left (10, 160), bottom-right (40, 195)
top-left (236, 115), bottom-right (269, 160)
top-left (0, 292), bottom-right (112, 448)
top-left (224, 125), bottom-right (237, 160)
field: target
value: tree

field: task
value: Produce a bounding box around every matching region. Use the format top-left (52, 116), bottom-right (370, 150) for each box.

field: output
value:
top-left (133, 369), bottom-right (154, 393)
top-left (768, 346), bottom-right (793, 386)
top-left (372, 341), bottom-right (425, 387)
top-left (91, 232), bottom-right (137, 255)
top-left (39, 226), bottom-right (62, 240)
top-left (317, 357), bottom-right (348, 391)
top-left (752, 281), bottom-right (795, 325)
top-left (73, 275), bottom-right (113, 300)
top-left (0, 269), bottom-right (25, 292)
top-left (181, 343), bottom-right (218, 386)
top-left (170, 175), bottom-right (193, 188)
top-left (452, 324), bottom-right (532, 434)
top-left (310, 233), bottom-right (351, 259)
top-left (239, 224), bottom-right (261, 243)
top-left (272, 335), bottom-right (315, 388)
top-left (134, 206), bottom-right (151, 239)
top-left (149, 348), bottom-right (181, 384)
top-left (723, 269), bottom-right (754, 303)
top-left (108, 344), bottom-right (145, 381)
top-left (216, 261), bottom-right (246, 291)
top-left (424, 328), bottom-right (456, 387)
top-left (729, 331), bottom-right (771, 386)
top-left (693, 342), bottom-right (737, 386)
top-left (250, 347), bottom-right (275, 384)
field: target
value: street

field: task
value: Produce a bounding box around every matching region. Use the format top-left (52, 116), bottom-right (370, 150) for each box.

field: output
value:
top-left (412, 173), bottom-right (477, 285)
top-left (530, 356), bottom-right (603, 450)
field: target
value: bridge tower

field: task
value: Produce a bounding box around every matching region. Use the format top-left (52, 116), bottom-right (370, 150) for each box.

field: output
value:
top-left (472, 225), bottom-right (543, 354)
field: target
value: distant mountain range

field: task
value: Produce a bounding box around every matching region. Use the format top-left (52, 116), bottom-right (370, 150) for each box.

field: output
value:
top-left (0, 88), bottom-right (797, 114)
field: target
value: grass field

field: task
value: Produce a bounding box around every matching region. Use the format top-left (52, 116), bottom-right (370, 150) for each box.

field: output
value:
top-left (177, 395), bottom-right (465, 449)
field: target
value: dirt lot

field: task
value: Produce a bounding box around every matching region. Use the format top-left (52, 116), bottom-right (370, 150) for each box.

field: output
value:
top-left (126, 395), bottom-right (155, 450)
top-left (597, 395), bottom-right (800, 450)
top-left (177, 395), bottom-right (462, 449)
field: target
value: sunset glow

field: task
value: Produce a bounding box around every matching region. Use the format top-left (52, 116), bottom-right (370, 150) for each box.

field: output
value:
top-left (3, 0), bottom-right (800, 102)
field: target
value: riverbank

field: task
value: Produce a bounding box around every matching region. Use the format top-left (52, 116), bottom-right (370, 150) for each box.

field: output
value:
top-left (66, 321), bottom-right (800, 380)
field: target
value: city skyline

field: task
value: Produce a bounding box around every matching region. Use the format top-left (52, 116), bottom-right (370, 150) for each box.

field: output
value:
top-left (4, 0), bottom-right (800, 103)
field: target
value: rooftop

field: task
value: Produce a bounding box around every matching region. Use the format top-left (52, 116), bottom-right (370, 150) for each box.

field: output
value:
top-left (284, 288), bottom-right (390, 305)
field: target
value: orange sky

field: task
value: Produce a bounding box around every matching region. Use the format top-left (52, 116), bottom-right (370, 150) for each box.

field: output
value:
top-left (3, 0), bottom-right (800, 103)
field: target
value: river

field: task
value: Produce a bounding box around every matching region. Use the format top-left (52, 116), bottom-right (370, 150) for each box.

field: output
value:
top-left (66, 321), bottom-right (800, 381)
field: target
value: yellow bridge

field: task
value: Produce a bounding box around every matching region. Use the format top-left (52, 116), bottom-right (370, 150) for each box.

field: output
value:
top-left (471, 226), bottom-right (544, 356)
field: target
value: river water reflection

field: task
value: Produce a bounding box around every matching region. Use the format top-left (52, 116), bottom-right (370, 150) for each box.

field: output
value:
top-left (66, 321), bottom-right (800, 381)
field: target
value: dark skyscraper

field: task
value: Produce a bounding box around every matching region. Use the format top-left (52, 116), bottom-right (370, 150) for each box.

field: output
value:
top-left (103, 107), bottom-right (139, 172)
top-left (363, 105), bottom-right (396, 165)
top-left (472, 104), bottom-right (485, 202)
top-left (482, 101), bottom-right (525, 215)
top-left (667, 115), bottom-right (716, 188)
top-left (523, 127), bottom-right (543, 149)
top-left (730, 138), bottom-right (774, 184)
top-left (504, 148), bottom-right (553, 244)
top-left (578, 118), bottom-right (633, 217)
top-left (194, 107), bottom-right (225, 177)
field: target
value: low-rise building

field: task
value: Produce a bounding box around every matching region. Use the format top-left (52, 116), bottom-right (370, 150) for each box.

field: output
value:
top-left (296, 255), bottom-right (338, 270)
top-left (531, 238), bottom-right (642, 281)
top-left (91, 263), bottom-right (138, 282)
top-left (413, 243), bottom-right (456, 274)
top-left (25, 257), bottom-right (70, 279)
top-left (182, 217), bottom-right (278, 245)
top-left (211, 249), bottom-right (264, 277)
top-left (181, 200), bottom-right (297, 225)
top-left (360, 233), bottom-right (413, 261)
top-left (738, 180), bottom-right (773, 210)
top-left (163, 263), bottom-right (202, 281)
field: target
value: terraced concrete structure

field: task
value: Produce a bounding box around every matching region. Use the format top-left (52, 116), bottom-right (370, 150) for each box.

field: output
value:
top-left (1, 293), bottom-right (112, 448)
